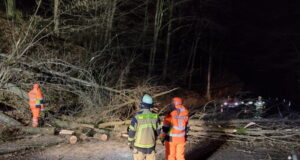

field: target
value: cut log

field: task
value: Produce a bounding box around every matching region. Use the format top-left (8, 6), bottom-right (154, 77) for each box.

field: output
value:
top-left (59, 129), bottom-right (75, 135)
top-left (0, 112), bottom-right (22, 127)
top-left (19, 127), bottom-right (56, 135)
top-left (93, 133), bottom-right (109, 141)
top-left (121, 133), bottom-right (128, 138)
top-left (64, 135), bottom-right (78, 144)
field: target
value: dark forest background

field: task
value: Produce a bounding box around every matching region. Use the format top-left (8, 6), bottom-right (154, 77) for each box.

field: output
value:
top-left (0, 0), bottom-right (299, 122)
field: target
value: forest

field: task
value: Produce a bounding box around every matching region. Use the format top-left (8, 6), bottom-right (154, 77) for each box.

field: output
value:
top-left (0, 0), bottom-right (299, 159)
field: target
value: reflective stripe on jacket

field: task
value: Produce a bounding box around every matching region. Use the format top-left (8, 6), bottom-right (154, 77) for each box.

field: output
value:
top-left (128, 109), bottom-right (161, 151)
top-left (162, 105), bottom-right (189, 143)
top-left (28, 88), bottom-right (44, 108)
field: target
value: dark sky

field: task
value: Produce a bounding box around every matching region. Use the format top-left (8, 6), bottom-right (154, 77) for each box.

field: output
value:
top-left (225, 0), bottom-right (300, 103)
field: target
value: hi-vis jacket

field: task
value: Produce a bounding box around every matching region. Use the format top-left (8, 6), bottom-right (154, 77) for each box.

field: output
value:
top-left (162, 105), bottom-right (189, 143)
top-left (128, 108), bottom-right (161, 153)
top-left (28, 88), bottom-right (44, 109)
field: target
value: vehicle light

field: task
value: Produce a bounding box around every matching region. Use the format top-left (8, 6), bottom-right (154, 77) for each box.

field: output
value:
top-left (234, 102), bottom-right (239, 106)
top-left (224, 102), bottom-right (228, 105)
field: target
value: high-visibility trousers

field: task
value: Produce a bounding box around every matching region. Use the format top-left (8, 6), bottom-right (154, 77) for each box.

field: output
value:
top-left (165, 141), bottom-right (185, 160)
top-left (30, 106), bottom-right (40, 127)
top-left (132, 148), bottom-right (156, 160)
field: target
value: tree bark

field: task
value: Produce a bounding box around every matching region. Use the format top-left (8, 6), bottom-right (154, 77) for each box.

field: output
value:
top-left (206, 52), bottom-right (212, 100)
top-left (0, 135), bottom-right (64, 155)
top-left (53, 0), bottom-right (60, 35)
top-left (0, 112), bottom-right (22, 127)
top-left (162, 0), bottom-right (173, 80)
top-left (98, 120), bottom-right (131, 128)
top-left (149, 0), bottom-right (164, 77)
top-left (6, 0), bottom-right (16, 19)
top-left (20, 127), bottom-right (56, 135)
top-left (52, 119), bottom-right (95, 130)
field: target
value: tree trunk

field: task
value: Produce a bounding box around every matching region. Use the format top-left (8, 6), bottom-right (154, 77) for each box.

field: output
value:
top-left (0, 135), bottom-right (64, 155)
top-left (6, 0), bottom-right (16, 19)
top-left (20, 127), bottom-right (56, 135)
top-left (52, 119), bottom-right (95, 129)
top-left (206, 52), bottom-right (212, 100)
top-left (162, 0), bottom-right (173, 80)
top-left (149, 0), bottom-right (164, 77)
top-left (93, 133), bottom-right (109, 141)
top-left (105, 0), bottom-right (116, 43)
top-left (0, 112), bottom-right (22, 127)
top-left (53, 0), bottom-right (60, 35)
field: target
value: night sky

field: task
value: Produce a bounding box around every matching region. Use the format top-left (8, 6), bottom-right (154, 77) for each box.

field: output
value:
top-left (225, 0), bottom-right (300, 105)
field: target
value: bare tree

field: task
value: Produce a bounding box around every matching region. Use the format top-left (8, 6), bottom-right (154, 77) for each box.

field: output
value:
top-left (54, 0), bottom-right (60, 35)
top-left (206, 46), bottom-right (213, 100)
top-left (162, 0), bottom-right (174, 80)
top-left (149, 0), bottom-right (164, 77)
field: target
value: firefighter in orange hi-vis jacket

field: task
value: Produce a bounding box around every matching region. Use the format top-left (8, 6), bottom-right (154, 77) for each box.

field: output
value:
top-left (28, 83), bottom-right (45, 127)
top-left (160, 97), bottom-right (189, 160)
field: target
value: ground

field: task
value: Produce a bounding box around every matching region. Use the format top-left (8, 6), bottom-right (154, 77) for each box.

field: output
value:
top-left (2, 139), bottom-right (165, 160)
top-left (1, 137), bottom-right (292, 160)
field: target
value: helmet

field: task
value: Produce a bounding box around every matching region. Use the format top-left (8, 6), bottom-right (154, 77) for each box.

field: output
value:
top-left (33, 83), bottom-right (40, 89)
top-left (141, 94), bottom-right (153, 105)
top-left (258, 96), bottom-right (262, 100)
top-left (172, 97), bottom-right (182, 105)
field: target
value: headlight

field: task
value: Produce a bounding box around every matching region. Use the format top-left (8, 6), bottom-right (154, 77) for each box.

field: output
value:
top-left (248, 101), bottom-right (253, 105)
top-left (234, 102), bottom-right (239, 106)
top-left (224, 102), bottom-right (228, 105)
top-left (241, 101), bottom-right (244, 104)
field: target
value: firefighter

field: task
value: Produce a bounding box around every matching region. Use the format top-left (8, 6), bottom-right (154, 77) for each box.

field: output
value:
top-left (254, 96), bottom-right (265, 119)
top-left (128, 94), bottom-right (161, 160)
top-left (28, 83), bottom-right (45, 127)
top-left (160, 97), bottom-right (189, 160)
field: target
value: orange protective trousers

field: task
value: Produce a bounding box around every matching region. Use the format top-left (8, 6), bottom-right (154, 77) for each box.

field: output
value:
top-left (30, 106), bottom-right (40, 127)
top-left (165, 141), bottom-right (185, 160)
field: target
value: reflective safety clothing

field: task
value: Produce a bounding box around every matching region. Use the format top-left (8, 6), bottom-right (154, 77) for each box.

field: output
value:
top-left (133, 148), bottom-right (156, 160)
top-left (161, 104), bottom-right (189, 160)
top-left (28, 88), bottom-right (44, 127)
top-left (128, 108), bottom-right (161, 155)
top-left (165, 142), bottom-right (185, 160)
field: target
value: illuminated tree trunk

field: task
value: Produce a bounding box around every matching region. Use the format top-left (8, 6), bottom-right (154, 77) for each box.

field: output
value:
top-left (105, 0), bottom-right (116, 43)
top-left (162, 0), bottom-right (173, 80)
top-left (6, 0), bottom-right (16, 19)
top-left (206, 52), bottom-right (212, 100)
top-left (149, 0), bottom-right (164, 77)
top-left (54, 0), bottom-right (60, 35)
top-left (188, 38), bottom-right (199, 89)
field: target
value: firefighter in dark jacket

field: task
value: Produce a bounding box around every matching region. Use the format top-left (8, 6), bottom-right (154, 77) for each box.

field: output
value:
top-left (128, 94), bottom-right (161, 160)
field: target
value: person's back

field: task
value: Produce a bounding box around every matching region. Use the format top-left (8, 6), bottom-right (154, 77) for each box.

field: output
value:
top-left (161, 97), bottom-right (189, 160)
top-left (28, 83), bottom-right (45, 127)
top-left (128, 94), bottom-right (161, 160)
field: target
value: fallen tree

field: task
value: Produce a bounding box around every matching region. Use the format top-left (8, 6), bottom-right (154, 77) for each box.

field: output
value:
top-left (98, 118), bottom-right (300, 148)
top-left (0, 135), bottom-right (65, 155)
top-left (0, 112), bottom-right (22, 127)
